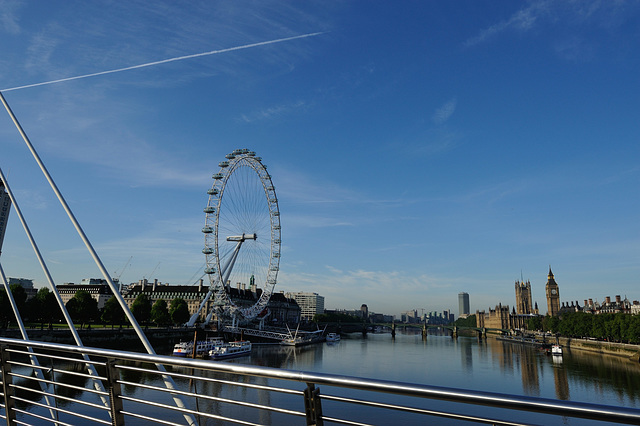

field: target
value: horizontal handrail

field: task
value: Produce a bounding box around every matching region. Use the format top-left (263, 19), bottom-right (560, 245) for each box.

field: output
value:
top-left (1, 336), bottom-right (640, 425)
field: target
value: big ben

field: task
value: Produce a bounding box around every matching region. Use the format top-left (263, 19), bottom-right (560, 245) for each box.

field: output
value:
top-left (545, 267), bottom-right (560, 316)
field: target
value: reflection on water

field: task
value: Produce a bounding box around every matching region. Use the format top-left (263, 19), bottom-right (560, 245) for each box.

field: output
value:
top-left (7, 333), bottom-right (640, 425)
top-left (236, 331), bottom-right (640, 410)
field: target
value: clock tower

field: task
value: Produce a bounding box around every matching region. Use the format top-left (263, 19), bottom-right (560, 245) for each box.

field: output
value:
top-left (545, 267), bottom-right (560, 316)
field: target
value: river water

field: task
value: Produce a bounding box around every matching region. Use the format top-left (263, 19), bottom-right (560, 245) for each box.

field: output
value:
top-left (209, 328), bottom-right (640, 425)
top-left (10, 329), bottom-right (640, 425)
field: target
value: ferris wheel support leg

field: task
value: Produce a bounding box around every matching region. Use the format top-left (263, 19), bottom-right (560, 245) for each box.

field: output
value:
top-left (188, 289), bottom-right (214, 327)
top-left (220, 240), bottom-right (244, 287)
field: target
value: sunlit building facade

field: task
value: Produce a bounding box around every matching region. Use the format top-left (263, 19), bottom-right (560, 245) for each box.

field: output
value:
top-left (286, 292), bottom-right (324, 321)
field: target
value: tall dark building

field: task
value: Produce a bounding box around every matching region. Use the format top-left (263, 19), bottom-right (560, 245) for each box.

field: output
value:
top-left (545, 267), bottom-right (560, 317)
top-left (0, 180), bottom-right (11, 256)
top-left (458, 292), bottom-right (470, 317)
top-left (360, 304), bottom-right (369, 319)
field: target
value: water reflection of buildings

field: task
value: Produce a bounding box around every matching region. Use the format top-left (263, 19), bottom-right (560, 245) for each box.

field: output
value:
top-left (458, 339), bottom-right (473, 374)
top-left (486, 338), bottom-right (541, 396)
top-left (552, 357), bottom-right (570, 400)
top-left (485, 338), bottom-right (640, 402)
top-left (520, 347), bottom-right (540, 397)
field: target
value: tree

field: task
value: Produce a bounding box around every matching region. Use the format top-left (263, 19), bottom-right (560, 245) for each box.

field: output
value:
top-left (151, 299), bottom-right (170, 326)
top-left (525, 316), bottom-right (542, 331)
top-left (28, 287), bottom-right (61, 327)
top-left (0, 289), bottom-right (12, 327)
top-left (313, 312), bottom-right (362, 323)
top-left (132, 294), bottom-right (152, 325)
top-left (66, 290), bottom-right (98, 328)
top-left (9, 283), bottom-right (27, 312)
top-left (101, 296), bottom-right (126, 328)
top-left (454, 315), bottom-right (477, 328)
top-left (169, 298), bottom-right (190, 326)
top-left (542, 315), bottom-right (559, 333)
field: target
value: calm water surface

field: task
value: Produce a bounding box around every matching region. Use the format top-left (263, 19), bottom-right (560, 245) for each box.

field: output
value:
top-left (13, 329), bottom-right (640, 425)
top-left (217, 329), bottom-right (640, 424)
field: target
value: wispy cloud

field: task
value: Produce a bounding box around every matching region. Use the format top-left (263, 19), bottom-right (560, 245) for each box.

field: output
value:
top-left (0, 0), bottom-right (21, 35)
top-left (465, 1), bottom-right (550, 47)
top-left (464, 1), bottom-right (638, 49)
top-left (239, 100), bottom-right (307, 123)
top-left (432, 97), bottom-right (457, 124)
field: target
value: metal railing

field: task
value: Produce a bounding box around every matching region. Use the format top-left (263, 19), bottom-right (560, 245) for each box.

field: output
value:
top-left (1, 337), bottom-right (639, 426)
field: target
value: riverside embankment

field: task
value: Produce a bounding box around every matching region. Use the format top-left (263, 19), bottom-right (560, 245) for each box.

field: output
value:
top-left (0, 326), bottom-right (196, 351)
top-left (557, 336), bottom-right (640, 360)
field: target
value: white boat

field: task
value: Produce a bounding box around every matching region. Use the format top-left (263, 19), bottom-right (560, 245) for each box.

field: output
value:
top-left (209, 340), bottom-right (252, 360)
top-left (326, 333), bottom-right (340, 342)
top-left (551, 344), bottom-right (563, 356)
top-left (173, 337), bottom-right (224, 357)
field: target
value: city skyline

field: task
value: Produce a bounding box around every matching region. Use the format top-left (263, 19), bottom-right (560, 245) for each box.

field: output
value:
top-left (0, 2), bottom-right (638, 318)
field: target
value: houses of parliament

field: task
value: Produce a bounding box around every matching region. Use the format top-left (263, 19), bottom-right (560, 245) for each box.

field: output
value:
top-left (476, 267), bottom-right (560, 330)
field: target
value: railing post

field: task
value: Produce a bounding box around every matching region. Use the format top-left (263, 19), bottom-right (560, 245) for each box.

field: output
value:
top-left (0, 344), bottom-right (16, 426)
top-left (106, 358), bottom-right (125, 426)
top-left (303, 383), bottom-right (323, 426)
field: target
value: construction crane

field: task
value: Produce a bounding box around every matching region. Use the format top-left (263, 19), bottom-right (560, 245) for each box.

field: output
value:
top-left (113, 256), bottom-right (133, 281)
top-left (144, 262), bottom-right (161, 280)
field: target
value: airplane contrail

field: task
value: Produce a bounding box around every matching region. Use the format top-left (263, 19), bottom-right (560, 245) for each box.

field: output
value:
top-left (2, 32), bottom-right (325, 92)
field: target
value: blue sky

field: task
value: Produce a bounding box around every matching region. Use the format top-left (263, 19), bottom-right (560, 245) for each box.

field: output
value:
top-left (0, 1), bottom-right (638, 318)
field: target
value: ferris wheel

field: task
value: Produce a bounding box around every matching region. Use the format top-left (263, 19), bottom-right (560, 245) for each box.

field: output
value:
top-left (189, 149), bottom-right (281, 326)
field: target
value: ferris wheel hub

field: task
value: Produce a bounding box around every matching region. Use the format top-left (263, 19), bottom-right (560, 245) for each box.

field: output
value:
top-left (226, 233), bottom-right (257, 242)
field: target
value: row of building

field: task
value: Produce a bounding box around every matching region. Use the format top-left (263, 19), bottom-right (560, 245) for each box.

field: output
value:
top-left (400, 309), bottom-right (455, 325)
top-left (5, 277), bottom-right (328, 325)
top-left (474, 267), bottom-right (640, 330)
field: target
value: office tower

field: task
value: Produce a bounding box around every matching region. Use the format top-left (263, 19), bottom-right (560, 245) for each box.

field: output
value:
top-left (458, 292), bottom-right (470, 317)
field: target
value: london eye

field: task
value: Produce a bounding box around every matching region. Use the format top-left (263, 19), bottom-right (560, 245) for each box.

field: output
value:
top-left (189, 149), bottom-right (281, 326)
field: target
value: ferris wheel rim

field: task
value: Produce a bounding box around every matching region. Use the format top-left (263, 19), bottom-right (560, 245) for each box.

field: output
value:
top-left (202, 149), bottom-right (281, 321)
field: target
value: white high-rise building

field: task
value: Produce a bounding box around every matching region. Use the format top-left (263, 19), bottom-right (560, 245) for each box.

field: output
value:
top-left (0, 181), bottom-right (11, 255)
top-left (286, 292), bottom-right (325, 321)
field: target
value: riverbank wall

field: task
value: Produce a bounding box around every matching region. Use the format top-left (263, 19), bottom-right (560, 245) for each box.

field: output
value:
top-left (0, 327), bottom-right (198, 352)
top-left (557, 336), bottom-right (640, 360)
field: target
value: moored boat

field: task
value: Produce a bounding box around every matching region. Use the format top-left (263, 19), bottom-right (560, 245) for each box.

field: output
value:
top-left (173, 337), bottom-right (224, 357)
top-left (326, 332), bottom-right (340, 342)
top-left (551, 344), bottom-right (563, 356)
top-left (209, 340), bottom-right (252, 360)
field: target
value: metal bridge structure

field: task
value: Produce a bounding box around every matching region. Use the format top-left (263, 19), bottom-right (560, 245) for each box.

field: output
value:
top-left (2, 336), bottom-right (640, 425)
